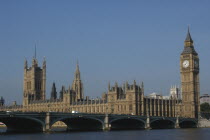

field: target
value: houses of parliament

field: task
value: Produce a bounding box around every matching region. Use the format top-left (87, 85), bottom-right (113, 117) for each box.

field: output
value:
top-left (0, 29), bottom-right (200, 119)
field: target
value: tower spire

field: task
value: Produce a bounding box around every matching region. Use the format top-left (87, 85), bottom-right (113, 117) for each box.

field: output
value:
top-left (108, 81), bottom-right (110, 91)
top-left (50, 82), bottom-right (57, 100)
top-left (24, 58), bottom-right (28, 69)
top-left (185, 26), bottom-right (193, 43)
top-left (43, 56), bottom-right (46, 68)
top-left (72, 60), bottom-right (83, 100)
top-left (75, 60), bottom-right (80, 80)
top-left (182, 26), bottom-right (197, 54)
top-left (76, 60), bottom-right (79, 72)
top-left (34, 44), bottom-right (37, 59)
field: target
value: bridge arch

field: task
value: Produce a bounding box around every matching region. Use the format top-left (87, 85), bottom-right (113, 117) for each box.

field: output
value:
top-left (179, 119), bottom-right (197, 128)
top-left (0, 116), bottom-right (45, 132)
top-left (150, 118), bottom-right (175, 129)
top-left (51, 116), bottom-right (104, 131)
top-left (110, 117), bottom-right (146, 130)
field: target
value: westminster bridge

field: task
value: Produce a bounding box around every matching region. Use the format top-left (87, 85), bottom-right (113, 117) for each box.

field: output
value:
top-left (0, 112), bottom-right (199, 132)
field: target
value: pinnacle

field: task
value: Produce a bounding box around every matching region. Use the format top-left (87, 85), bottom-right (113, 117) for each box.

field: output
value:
top-left (185, 26), bottom-right (193, 42)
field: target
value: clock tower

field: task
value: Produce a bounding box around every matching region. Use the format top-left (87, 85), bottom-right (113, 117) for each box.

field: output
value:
top-left (180, 28), bottom-right (200, 118)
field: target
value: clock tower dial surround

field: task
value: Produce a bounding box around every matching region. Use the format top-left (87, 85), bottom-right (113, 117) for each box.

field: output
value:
top-left (180, 28), bottom-right (200, 118)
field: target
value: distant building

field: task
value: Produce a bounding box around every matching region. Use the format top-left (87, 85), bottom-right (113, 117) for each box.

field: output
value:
top-left (170, 85), bottom-right (181, 100)
top-left (148, 85), bottom-right (181, 100)
top-left (148, 92), bottom-right (162, 99)
top-left (200, 94), bottom-right (210, 104)
top-left (147, 92), bottom-right (169, 99)
top-left (0, 97), bottom-right (5, 106)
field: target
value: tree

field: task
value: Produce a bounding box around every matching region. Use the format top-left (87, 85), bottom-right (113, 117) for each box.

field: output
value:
top-left (200, 103), bottom-right (210, 112)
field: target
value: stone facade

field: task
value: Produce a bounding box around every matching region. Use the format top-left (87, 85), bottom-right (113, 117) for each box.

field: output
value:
top-left (23, 57), bottom-right (46, 106)
top-left (0, 29), bottom-right (200, 119)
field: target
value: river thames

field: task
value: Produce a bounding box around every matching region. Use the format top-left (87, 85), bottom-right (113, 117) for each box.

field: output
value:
top-left (0, 127), bottom-right (210, 140)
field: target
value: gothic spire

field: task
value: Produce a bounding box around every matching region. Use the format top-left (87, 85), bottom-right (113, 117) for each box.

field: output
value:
top-left (76, 60), bottom-right (80, 72)
top-left (0, 96), bottom-right (4, 106)
top-left (31, 44), bottom-right (39, 67)
top-left (185, 26), bottom-right (193, 43)
top-left (43, 56), bottom-right (46, 68)
top-left (126, 81), bottom-right (128, 89)
top-left (115, 81), bottom-right (118, 87)
top-left (34, 44), bottom-right (37, 59)
top-left (74, 61), bottom-right (80, 80)
top-left (134, 80), bottom-right (136, 86)
top-left (0, 96), bottom-right (3, 100)
top-left (182, 27), bottom-right (197, 54)
top-left (50, 82), bottom-right (57, 100)
top-left (68, 85), bottom-right (71, 92)
top-left (24, 58), bottom-right (28, 69)
top-left (59, 86), bottom-right (65, 100)
top-left (141, 82), bottom-right (144, 89)
top-left (108, 81), bottom-right (110, 90)
top-left (32, 58), bottom-right (38, 67)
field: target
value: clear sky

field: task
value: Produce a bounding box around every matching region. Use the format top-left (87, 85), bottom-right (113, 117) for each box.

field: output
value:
top-left (0, 0), bottom-right (210, 105)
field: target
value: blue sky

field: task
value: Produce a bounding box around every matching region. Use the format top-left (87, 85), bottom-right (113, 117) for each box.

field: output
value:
top-left (0, 0), bottom-right (210, 104)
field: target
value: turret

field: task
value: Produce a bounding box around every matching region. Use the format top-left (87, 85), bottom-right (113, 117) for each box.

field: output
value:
top-left (133, 80), bottom-right (136, 90)
top-left (134, 80), bottom-right (136, 86)
top-left (123, 82), bottom-right (126, 93)
top-left (23, 55), bottom-right (46, 105)
top-left (42, 57), bottom-right (46, 100)
top-left (43, 57), bottom-right (46, 69)
top-left (108, 81), bottom-right (110, 91)
top-left (68, 85), bottom-right (71, 93)
top-left (115, 82), bottom-right (118, 89)
top-left (50, 82), bottom-right (57, 100)
top-left (125, 81), bottom-right (128, 90)
top-left (32, 58), bottom-right (38, 67)
top-left (0, 96), bottom-right (5, 106)
top-left (59, 86), bottom-right (65, 100)
top-left (24, 58), bottom-right (28, 70)
top-left (141, 82), bottom-right (144, 95)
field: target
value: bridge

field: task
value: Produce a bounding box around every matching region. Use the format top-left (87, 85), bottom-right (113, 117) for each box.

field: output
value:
top-left (0, 112), bottom-right (198, 132)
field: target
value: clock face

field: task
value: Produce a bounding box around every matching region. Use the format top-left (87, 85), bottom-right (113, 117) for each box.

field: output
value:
top-left (194, 60), bottom-right (199, 68)
top-left (183, 60), bottom-right (189, 68)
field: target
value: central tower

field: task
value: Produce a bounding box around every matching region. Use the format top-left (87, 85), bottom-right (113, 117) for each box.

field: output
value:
top-left (71, 62), bottom-right (84, 101)
top-left (180, 28), bottom-right (200, 118)
top-left (23, 57), bottom-right (46, 105)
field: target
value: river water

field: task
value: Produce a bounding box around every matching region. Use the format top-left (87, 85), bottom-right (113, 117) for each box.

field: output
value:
top-left (0, 127), bottom-right (209, 140)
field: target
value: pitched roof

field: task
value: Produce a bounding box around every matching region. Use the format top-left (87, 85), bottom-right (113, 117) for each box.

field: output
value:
top-left (182, 45), bottom-right (197, 55)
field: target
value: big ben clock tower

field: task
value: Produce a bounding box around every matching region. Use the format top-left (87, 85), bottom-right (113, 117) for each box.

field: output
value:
top-left (180, 28), bottom-right (200, 118)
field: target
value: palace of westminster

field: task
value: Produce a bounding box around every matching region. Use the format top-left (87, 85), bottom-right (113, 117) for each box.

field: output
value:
top-left (0, 29), bottom-right (200, 119)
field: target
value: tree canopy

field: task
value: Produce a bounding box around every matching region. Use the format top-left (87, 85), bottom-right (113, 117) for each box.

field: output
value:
top-left (200, 103), bottom-right (210, 112)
